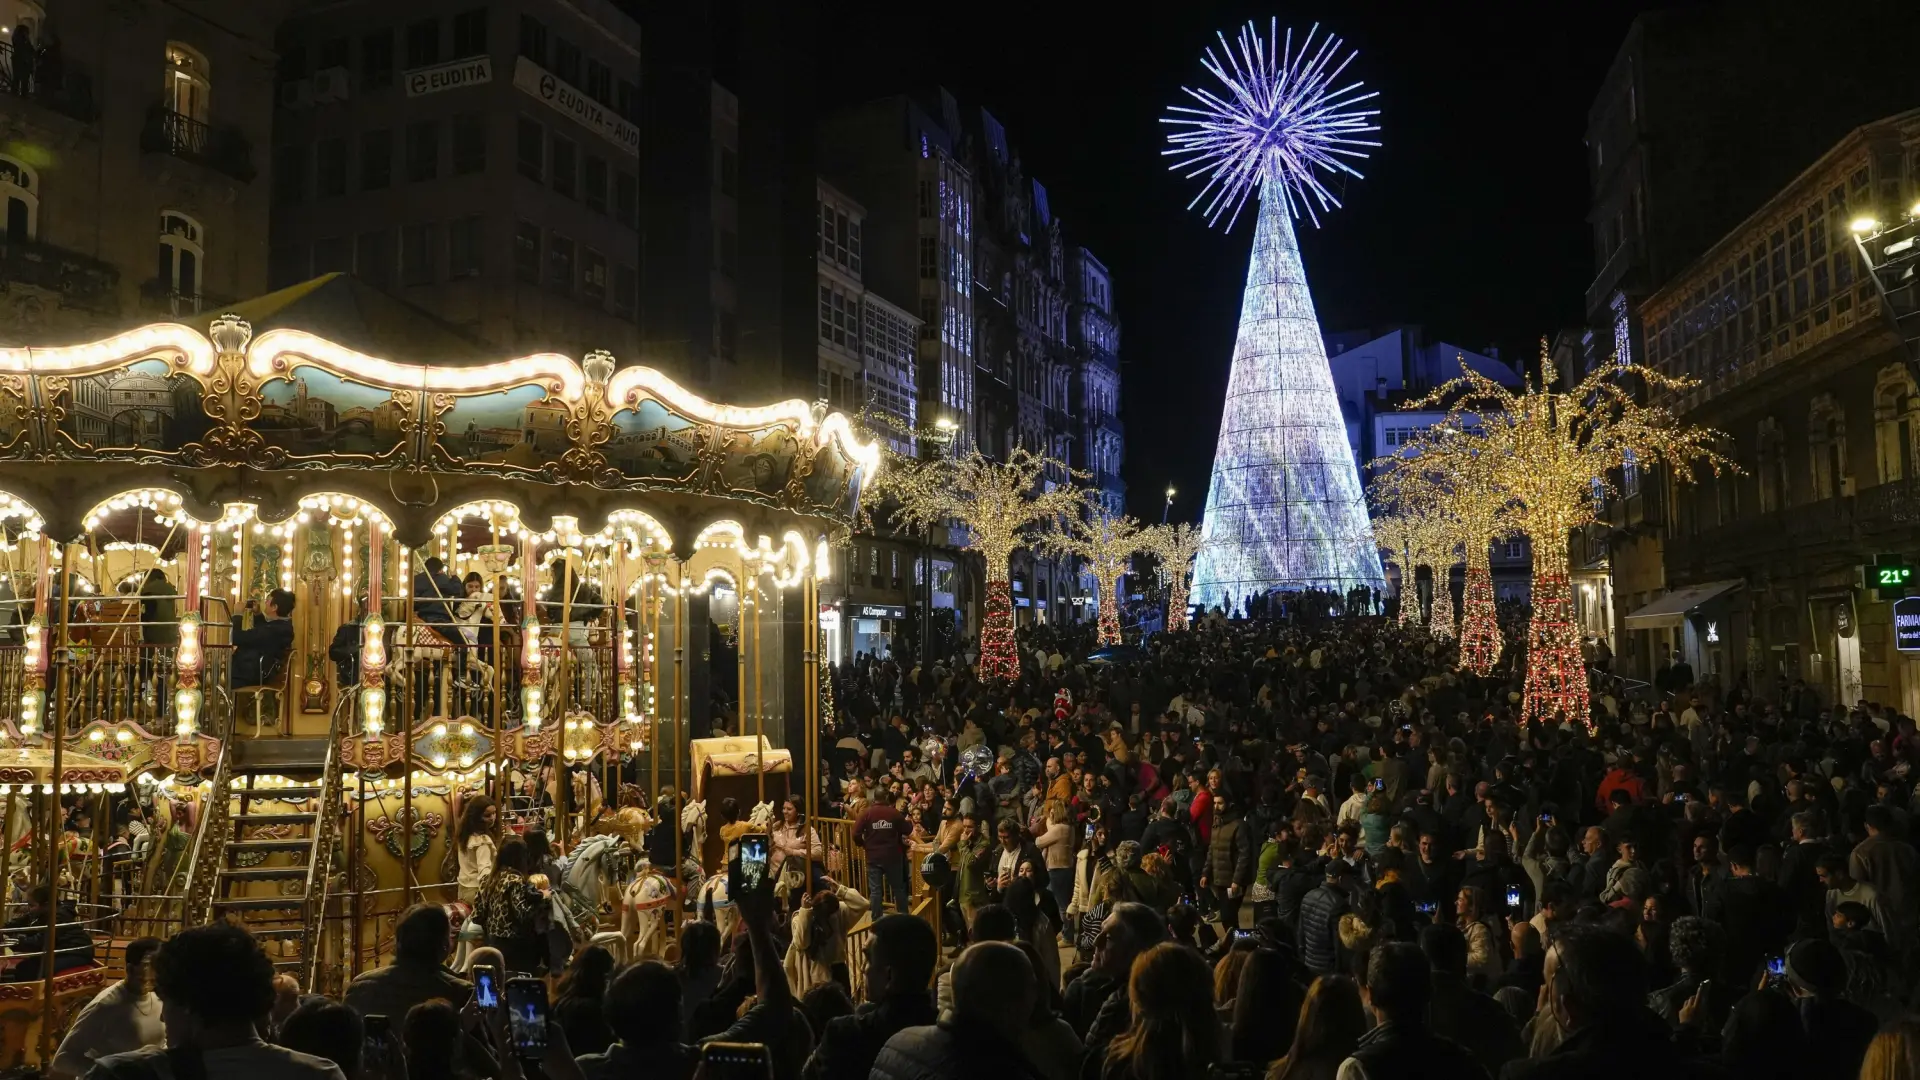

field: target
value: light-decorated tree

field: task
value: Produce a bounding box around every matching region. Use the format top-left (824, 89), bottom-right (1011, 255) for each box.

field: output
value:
top-left (1045, 506), bottom-right (1150, 646)
top-left (1411, 346), bottom-right (1731, 727)
top-left (1371, 511), bottom-right (1428, 630)
top-left (1370, 427), bottom-right (1512, 670)
top-left (867, 447), bottom-right (1083, 681)
top-left (1147, 522), bottom-right (1205, 633)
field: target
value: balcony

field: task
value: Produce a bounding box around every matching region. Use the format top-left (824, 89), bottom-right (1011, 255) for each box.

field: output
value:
top-left (0, 41), bottom-right (98, 124)
top-left (141, 106), bottom-right (256, 183)
top-left (0, 238), bottom-right (119, 313)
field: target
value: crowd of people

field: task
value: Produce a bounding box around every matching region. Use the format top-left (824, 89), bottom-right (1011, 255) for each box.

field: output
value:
top-left (38, 598), bottom-right (1920, 1079)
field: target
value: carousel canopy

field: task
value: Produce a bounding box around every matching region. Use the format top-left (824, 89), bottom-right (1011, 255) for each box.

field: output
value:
top-left (0, 747), bottom-right (130, 793)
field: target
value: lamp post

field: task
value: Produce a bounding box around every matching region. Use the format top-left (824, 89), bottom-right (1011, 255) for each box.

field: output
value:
top-left (921, 417), bottom-right (958, 665)
top-left (1162, 485), bottom-right (1176, 524)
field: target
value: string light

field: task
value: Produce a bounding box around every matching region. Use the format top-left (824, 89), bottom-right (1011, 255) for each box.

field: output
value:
top-left (1145, 522), bottom-right (1204, 633)
top-left (1043, 507), bottom-right (1147, 647)
top-left (1403, 342), bottom-right (1734, 727)
top-left (865, 447), bottom-right (1084, 682)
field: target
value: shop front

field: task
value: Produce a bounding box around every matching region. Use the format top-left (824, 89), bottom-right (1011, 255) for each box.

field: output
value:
top-left (1623, 579), bottom-right (1744, 696)
top-left (848, 602), bottom-right (906, 662)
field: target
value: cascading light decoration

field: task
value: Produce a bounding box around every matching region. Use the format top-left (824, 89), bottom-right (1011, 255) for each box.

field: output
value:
top-left (1407, 343), bottom-right (1734, 728)
top-left (1146, 521), bottom-right (1205, 633)
top-left (1043, 507), bottom-right (1149, 647)
top-left (1427, 549), bottom-right (1457, 640)
top-left (1165, 19), bottom-right (1387, 613)
top-left (864, 447), bottom-right (1083, 683)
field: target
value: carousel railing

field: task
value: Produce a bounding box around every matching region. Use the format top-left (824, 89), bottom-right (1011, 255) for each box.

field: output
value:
top-left (300, 732), bottom-right (342, 991)
top-left (179, 734), bottom-right (235, 926)
top-left (811, 815), bottom-right (943, 1001)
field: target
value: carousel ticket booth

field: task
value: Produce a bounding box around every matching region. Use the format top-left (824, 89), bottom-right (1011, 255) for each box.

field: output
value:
top-left (0, 315), bottom-right (877, 1060)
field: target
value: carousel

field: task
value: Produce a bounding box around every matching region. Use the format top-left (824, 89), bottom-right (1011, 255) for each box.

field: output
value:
top-left (0, 315), bottom-right (872, 1067)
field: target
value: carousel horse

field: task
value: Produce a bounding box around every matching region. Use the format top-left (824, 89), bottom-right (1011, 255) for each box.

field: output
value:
top-left (680, 799), bottom-right (708, 863)
top-left (746, 801), bottom-right (775, 831)
top-left (552, 833), bottom-right (631, 945)
top-left (447, 900), bottom-right (479, 969)
top-left (619, 857), bottom-right (681, 961)
top-left (693, 870), bottom-right (736, 942)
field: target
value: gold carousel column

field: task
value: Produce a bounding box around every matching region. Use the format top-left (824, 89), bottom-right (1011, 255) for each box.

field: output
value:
top-left (671, 562), bottom-right (685, 875)
top-left (40, 541), bottom-right (75, 1066)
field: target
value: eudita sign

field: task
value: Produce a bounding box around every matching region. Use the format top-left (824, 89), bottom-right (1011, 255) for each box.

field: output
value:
top-left (1894, 596), bottom-right (1920, 652)
top-left (513, 57), bottom-right (639, 158)
top-left (405, 57), bottom-right (493, 97)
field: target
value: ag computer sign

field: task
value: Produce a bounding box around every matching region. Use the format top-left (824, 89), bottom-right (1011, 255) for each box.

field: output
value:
top-left (1894, 596), bottom-right (1920, 653)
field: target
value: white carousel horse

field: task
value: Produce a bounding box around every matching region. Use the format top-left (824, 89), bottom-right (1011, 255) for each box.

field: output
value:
top-left (746, 801), bottom-right (775, 831)
top-left (552, 833), bottom-right (630, 944)
top-left (620, 858), bottom-right (681, 961)
top-left (680, 799), bottom-right (708, 861)
top-left (693, 870), bottom-right (736, 942)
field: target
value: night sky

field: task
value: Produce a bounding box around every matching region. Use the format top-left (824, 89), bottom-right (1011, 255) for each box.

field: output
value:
top-left (822, 2), bottom-right (1696, 522)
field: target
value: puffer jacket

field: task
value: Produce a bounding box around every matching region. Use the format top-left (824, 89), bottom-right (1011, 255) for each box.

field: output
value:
top-left (1297, 881), bottom-right (1347, 974)
top-left (1208, 816), bottom-right (1255, 888)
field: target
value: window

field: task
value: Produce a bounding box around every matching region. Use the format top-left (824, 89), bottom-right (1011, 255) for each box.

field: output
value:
top-left (550, 136), bottom-right (576, 197)
top-left (615, 79), bottom-right (638, 121)
top-left (451, 9), bottom-right (487, 58)
top-left (614, 173), bottom-right (638, 226)
top-left (404, 18), bottom-right (439, 69)
top-left (0, 157), bottom-right (38, 242)
top-left (585, 58), bottom-right (611, 104)
top-left (447, 216), bottom-right (482, 278)
top-left (819, 284), bottom-right (858, 348)
top-left (818, 202), bottom-right (860, 274)
top-left (917, 180), bottom-right (933, 219)
top-left (360, 31), bottom-right (393, 89)
top-left (1381, 426), bottom-right (1417, 448)
top-left (515, 118), bottom-right (542, 181)
top-left (547, 233), bottom-right (574, 292)
top-left (513, 221), bottom-right (540, 283)
top-left (315, 138), bottom-right (346, 197)
top-left (361, 130), bottom-right (392, 190)
top-left (518, 16), bottom-right (547, 65)
top-left (613, 264), bottom-right (636, 318)
top-left (715, 227), bottom-right (736, 278)
top-left (157, 211), bottom-right (203, 297)
top-left (272, 144), bottom-right (307, 205)
top-left (164, 42), bottom-right (211, 122)
top-left (404, 121), bottom-right (438, 182)
top-left (918, 237), bottom-right (936, 279)
top-left (402, 222), bottom-right (437, 286)
top-left (553, 39), bottom-right (581, 85)
top-left (715, 146), bottom-right (737, 197)
top-left (313, 236), bottom-right (350, 274)
top-left (582, 249), bottom-right (606, 303)
top-left (355, 229), bottom-right (393, 288)
top-left (1504, 539), bottom-right (1525, 559)
top-left (317, 38), bottom-right (349, 70)
top-left (583, 155), bottom-right (607, 213)
top-left (451, 114), bottom-right (485, 174)
top-left (1809, 396), bottom-right (1847, 500)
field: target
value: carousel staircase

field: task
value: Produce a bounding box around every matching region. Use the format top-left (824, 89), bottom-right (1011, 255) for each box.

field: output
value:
top-left (204, 737), bottom-right (341, 987)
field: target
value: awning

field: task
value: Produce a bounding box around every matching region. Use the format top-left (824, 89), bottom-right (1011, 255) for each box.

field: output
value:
top-left (1623, 579), bottom-right (1744, 628)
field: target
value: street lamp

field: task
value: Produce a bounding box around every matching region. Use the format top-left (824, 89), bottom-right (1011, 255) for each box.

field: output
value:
top-left (1162, 485), bottom-right (1176, 524)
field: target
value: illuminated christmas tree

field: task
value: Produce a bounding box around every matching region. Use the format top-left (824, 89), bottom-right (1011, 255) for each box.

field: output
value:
top-left (1165, 20), bottom-right (1387, 611)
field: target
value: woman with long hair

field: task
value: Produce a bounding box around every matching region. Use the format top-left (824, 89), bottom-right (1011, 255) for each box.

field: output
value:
top-left (1455, 886), bottom-right (1497, 983)
top-left (1267, 975), bottom-right (1365, 1080)
top-left (1230, 948), bottom-right (1305, 1067)
top-left (1859, 1017), bottom-right (1920, 1080)
top-left (454, 795), bottom-right (497, 904)
top-left (770, 796), bottom-right (823, 908)
top-left (552, 944), bottom-right (616, 1055)
top-left (473, 835), bottom-right (544, 974)
top-left (1101, 942), bottom-right (1218, 1080)
top-left (781, 877), bottom-right (868, 995)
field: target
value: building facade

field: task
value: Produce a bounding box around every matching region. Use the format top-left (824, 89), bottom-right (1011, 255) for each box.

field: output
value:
top-left (269, 1), bottom-right (643, 360)
top-left (1629, 108), bottom-right (1920, 712)
top-left (0, 0), bottom-right (282, 339)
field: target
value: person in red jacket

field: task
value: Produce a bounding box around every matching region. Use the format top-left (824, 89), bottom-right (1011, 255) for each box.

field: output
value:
top-left (1189, 768), bottom-right (1223, 845)
top-left (854, 790), bottom-right (911, 914)
top-left (1595, 764), bottom-right (1645, 815)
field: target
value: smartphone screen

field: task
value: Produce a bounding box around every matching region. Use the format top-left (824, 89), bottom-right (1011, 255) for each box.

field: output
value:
top-left (362, 1015), bottom-right (393, 1074)
top-left (1416, 901), bottom-right (1437, 914)
top-left (1766, 954), bottom-right (1787, 979)
top-left (699, 1042), bottom-right (772, 1080)
top-left (1505, 885), bottom-right (1522, 910)
top-left (505, 977), bottom-right (549, 1058)
top-left (473, 965), bottom-right (499, 1009)
top-left (731, 833), bottom-right (771, 896)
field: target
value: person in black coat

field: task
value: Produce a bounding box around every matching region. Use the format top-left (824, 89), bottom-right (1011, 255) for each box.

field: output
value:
top-left (802, 915), bottom-right (938, 1080)
top-left (1500, 929), bottom-right (1701, 1080)
top-left (231, 588), bottom-right (295, 688)
top-left (1344, 942), bottom-right (1489, 1080)
top-left (1706, 846), bottom-right (1794, 986)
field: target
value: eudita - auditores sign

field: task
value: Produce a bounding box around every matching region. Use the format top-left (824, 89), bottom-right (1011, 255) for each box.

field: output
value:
top-left (513, 57), bottom-right (639, 158)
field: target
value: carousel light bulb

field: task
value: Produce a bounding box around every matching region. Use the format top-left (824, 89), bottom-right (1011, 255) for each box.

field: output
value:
top-left (116, 730), bottom-right (131, 743)
top-left (360, 686), bottom-right (386, 735)
top-left (173, 687), bottom-right (201, 736)
top-left (39, 784), bottom-right (52, 795)
top-left (88, 729), bottom-right (103, 742)
top-left (459, 722), bottom-right (474, 737)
